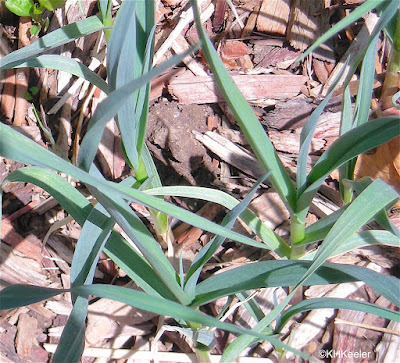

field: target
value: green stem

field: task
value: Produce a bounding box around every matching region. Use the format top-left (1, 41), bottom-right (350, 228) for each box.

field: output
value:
top-left (342, 184), bottom-right (353, 204)
top-left (194, 344), bottom-right (211, 363)
top-left (102, 5), bottom-right (113, 42)
top-left (135, 156), bottom-right (148, 184)
top-left (290, 215), bottom-right (305, 259)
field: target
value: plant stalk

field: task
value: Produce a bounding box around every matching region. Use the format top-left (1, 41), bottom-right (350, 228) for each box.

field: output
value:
top-left (290, 215), bottom-right (306, 259)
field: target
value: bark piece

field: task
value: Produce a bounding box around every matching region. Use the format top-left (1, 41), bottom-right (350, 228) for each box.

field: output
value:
top-left (263, 98), bottom-right (315, 130)
top-left (15, 313), bottom-right (38, 357)
top-left (285, 281), bottom-right (365, 360)
top-left (241, 2), bottom-right (260, 38)
top-left (256, 0), bottom-right (291, 36)
top-left (253, 44), bottom-right (301, 69)
top-left (1, 219), bottom-right (44, 264)
top-left (0, 68), bottom-right (16, 121)
top-left (14, 17), bottom-right (31, 126)
top-left (168, 74), bottom-right (307, 104)
top-left (249, 191), bottom-right (290, 230)
top-left (97, 119), bottom-right (125, 179)
top-left (287, 0), bottom-right (333, 60)
top-left (354, 136), bottom-right (400, 198)
top-left (0, 242), bottom-right (49, 289)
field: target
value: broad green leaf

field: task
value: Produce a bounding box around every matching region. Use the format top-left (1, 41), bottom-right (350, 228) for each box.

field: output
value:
top-left (0, 16), bottom-right (105, 69)
top-left (220, 258), bottom-right (400, 362)
top-left (194, 260), bottom-right (400, 307)
top-left (345, 177), bottom-right (400, 237)
top-left (190, 0), bottom-right (296, 213)
top-left (383, 8), bottom-right (399, 47)
top-left (4, 0), bottom-right (34, 16)
top-left (301, 230), bottom-right (400, 260)
top-left (134, 27), bottom-right (154, 160)
top-left (141, 144), bottom-right (163, 188)
top-left (277, 297), bottom-right (400, 332)
top-left (38, 0), bottom-right (66, 11)
top-left (70, 198), bottom-right (114, 290)
top-left (0, 284), bottom-right (66, 310)
top-left (97, 0), bottom-right (112, 21)
top-left (353, 35), bottom-right (379, 128)
top-left (338, 34), bottom-right (379, 199)
top-left (298, 179), bottom-right (399, 286)
top-left (107, 0), bottom-right (140, 169)
top-left (296, 117), bottom-right (400, 220)
top-left (4, 55), bottom-right (109, 94)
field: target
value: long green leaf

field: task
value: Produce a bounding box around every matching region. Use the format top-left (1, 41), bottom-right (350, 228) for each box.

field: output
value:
top-left (52, 296), bottom-right (87, 363)
top-left (297, 179), bottom-right (399, 287)
top-left (2, 55), bottom-right (109, 94)
top-left (297, 59), bottom-right (349, 193)
top-left (0, 285), bottom-right (67, 310)
top-left (353, 35), bottom-right (379, 128)
top-left (91, 190), bottom-right (191, 305)
top-left (107, 0), bottom-right (140, 169)
top-left (184, 173), bottom-right (270, 298)
top-left (220, 257), bottom-right (400, 362)
top-left (296, 117), bottom-right (400, 220)
top-left (190, 0), bottom-right (296, 213)
top-left (338, 85), bottom-right (354, 197)
top-left (301, 230), bottom-right (400, 260)
top-left (277, 297), bottom-right (400, 332)
top-left (0, 16), bottom-right (105, 69)
top-left (70, 196), bottom-right (114, 289)
top-left (194, 260), bottom-right (400, 307)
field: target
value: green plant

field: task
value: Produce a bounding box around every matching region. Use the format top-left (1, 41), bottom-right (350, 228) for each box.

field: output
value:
top-left (4, 0), bottom-right (68, 36)
top-left (0, 0), bottom-right (399, 362)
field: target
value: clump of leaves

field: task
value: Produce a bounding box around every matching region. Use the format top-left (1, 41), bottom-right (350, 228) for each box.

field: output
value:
top-left (0, 0), bottom-right (399, 362)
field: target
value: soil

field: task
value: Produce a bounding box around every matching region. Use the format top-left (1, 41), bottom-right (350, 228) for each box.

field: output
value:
top-left (146, 99), bottom-right (218, 186)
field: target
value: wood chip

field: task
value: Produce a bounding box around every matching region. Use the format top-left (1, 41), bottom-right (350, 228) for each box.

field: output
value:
top-left (256, 0), bottom-right (291, 36)
top-left (287, 0), bottom-right (333, 60)
top-left (249, 191), bottom-right (290, 230)
top-left (168, 74), bottom-right (307, 104)
top-left (15, 313), bottom-right (38, 357)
